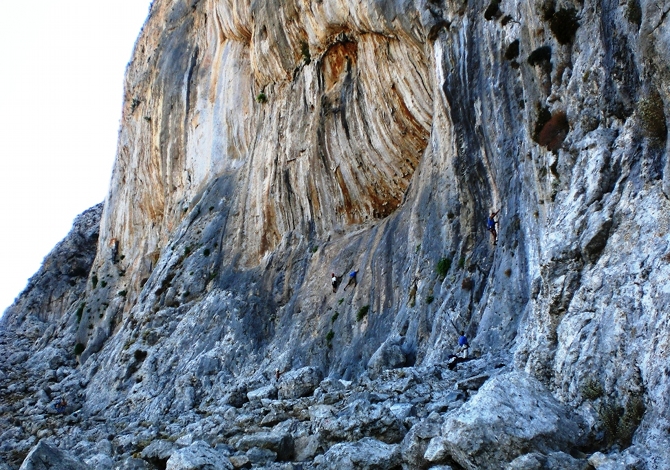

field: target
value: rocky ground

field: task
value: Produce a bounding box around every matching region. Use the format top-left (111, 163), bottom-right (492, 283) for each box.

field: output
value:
top-left (1, 313), bottom-right (604, 470)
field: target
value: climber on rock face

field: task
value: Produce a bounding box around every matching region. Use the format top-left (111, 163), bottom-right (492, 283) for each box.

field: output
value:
top-left (54, 397), bottom-right (67, 414)
top-left (458, 331), bottom-right (469, 359)
top-left (344, 270), bottom-right (358, 291)
top-left (331, 273), bottom-right (338, 293)
top-left (487, 210), bottom-right (500, 245)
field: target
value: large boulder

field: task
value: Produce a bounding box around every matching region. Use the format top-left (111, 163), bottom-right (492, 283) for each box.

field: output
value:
top-left (438, 372), bottom-right (586, 469)
top-left (235, 431), bottom-right (294, 461)
top-left (19, 440), bottom-right (88, 470)
top-left (317, 398), bottom-right (407, 444)
top-left (165, 440), bottom-right (232, 470)
top-left (278, 367), bottom-right (323, 399)
top-left (367, 337), bottom-right (407, 379)
top-left (320, 437), bottom-right (401, 470)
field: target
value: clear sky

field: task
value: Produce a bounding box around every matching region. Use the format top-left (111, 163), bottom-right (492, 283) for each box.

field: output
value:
top-left (0, 1), bottom-right (153, 314)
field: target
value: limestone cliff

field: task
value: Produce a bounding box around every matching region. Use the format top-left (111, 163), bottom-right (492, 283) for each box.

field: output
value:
top-left (2, 0), bottom-right (670, 468)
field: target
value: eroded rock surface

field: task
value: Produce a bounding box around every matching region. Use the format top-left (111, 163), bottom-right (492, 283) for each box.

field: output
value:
top-left (2, 0), bottom-right (670, 468)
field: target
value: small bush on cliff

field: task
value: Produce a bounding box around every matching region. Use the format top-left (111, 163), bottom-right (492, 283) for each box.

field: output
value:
top-left (331, 311), bottom-right (339, 323)
top-left (91, 274), bottom-right (98, 289)
top-left (548, 7), bottom-right (579, 45)
top-left (581, 378), bottom-right (604, 400)
top-left (326, 330), bottom-right (334, 343)
top-left (626, 0), bottom-right (642, 27)
top-left (598, 392), bottom-right (646, 449)
top-left (73, 343), bottom-right (85, 356)
top-left (356, 305), bottom-right (369, 321)
top-left (436, 257), bottom-right (452, 279)
top-left (300, 41), bottom-right (311, 65)
top-left (76, 303), bottom-right (85, 323)
top-left (484, 0), bottom-right (500, 20)
top-left (638, 89), bottom-right (667, 143)
top-left (256, 92), bottom-right (267, 104)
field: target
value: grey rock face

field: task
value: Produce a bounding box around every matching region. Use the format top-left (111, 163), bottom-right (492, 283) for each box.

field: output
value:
top-left (277, 366), bottom-right (323, 400)
top-left (2, 0), bottom-right (670, 467)
top-left (319, 437), bottom-right (401, 470)
top-left (19, 440), bottom-right (88, 470)
top-left (166, 440), bottom-right (233, 470)
top-left (440, 372), bottom-right (585, 469)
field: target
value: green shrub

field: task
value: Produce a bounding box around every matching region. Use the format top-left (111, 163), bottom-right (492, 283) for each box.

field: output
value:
top-left (436, 257), bottom-right (452, 279)
top-left (256, 92), bottom-right (267, 104)
top-left (76, 303), bottom-right (85, 323)
top-left (598, 393), bottom-right (646, 449)
top-left (91, 274), bottom-right (98, 289)
top-left (458, 256), bottom-right (466, 269)
top-left (626, 0), bottom-right (641, 27)
top-left (581, 378), bottom-right (604, 400)
top-left (101, 280), bottom-right (107, 288)
top-left (426, 295), bottom-right (434, 304)
top-left (638, 89), bottom-right (667, 142)
top-left (356, 305), bottom-right (370, 321)
top-left (300, 41), bottom-right (311, 65)
top-left (203, 248), bottom-right (210, 257)
top-left (118, 290), bottom-right (128, 297)
top-left (338, 298), bottom-right (344, 305)
top-left (73, 343), bottom-right (85, 356)
top-left (326, 330), bottom-right (334, 342)
top-left (331, 311), bottom-right (339, 323)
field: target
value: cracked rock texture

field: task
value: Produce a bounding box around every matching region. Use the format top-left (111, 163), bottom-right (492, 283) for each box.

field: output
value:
top-left (2, 0), bottom-right (670, 468)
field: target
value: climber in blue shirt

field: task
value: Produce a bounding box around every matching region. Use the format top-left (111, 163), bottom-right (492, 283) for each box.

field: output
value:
top-left (344, 270), bottom-right (358, 291)
top-left (458, 332), bottom-right (469, 358)
top-left (487, 210), bottom-right (500, 245)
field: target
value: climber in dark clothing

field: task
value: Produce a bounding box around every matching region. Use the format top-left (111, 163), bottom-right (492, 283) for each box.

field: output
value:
top-left (458, 332), bottom-right (469, 359)
top-left (344, 270), bottom-right (358, 291)
top-left (487, 210), bottom-right (500, 245)
top-left (331, 273), bottom-right (338, 293)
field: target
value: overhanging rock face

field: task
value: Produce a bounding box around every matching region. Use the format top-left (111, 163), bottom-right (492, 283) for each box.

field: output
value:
top-left (2, 0), bottom-right (670, 468)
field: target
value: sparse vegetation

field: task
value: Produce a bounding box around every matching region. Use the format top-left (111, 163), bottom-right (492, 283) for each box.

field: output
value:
top-left (356, 305), bottom-right (370, 321)
top-left (338, 298), bottom-right (344, 305)
top-left (597, 392), bottom-right (646, 449)
top-left (256, 92), bottom-right (267, 104)
top-left (134, 350), bottom-right (148, 362)
top-left (101, 280), bottom-right (107, 288)
top-left (326, 330), bottom-right (334, 342)
top-left (74, 343), bottom-right (85, 356)
top-left (547, 7), bottom-right (579, 45)
top-left (209, 206), bottom-right (214, 211)
top-left (131, 98), bottom-right (141, 112)
top-left (76, 303), bottom-right (85, 323)
top-left (458, 257), bottom-right (466, 269)
top-left (300, 41), bottom-right (311, 65)
top-left (203, 248), bottom-right (210, 257)
top-left (91, 274), bottom-right (98, 289)
top-left (331, 311), bottom-right (339, 323)
top-left (436, 257), bottom-right (452, 279)
top-left (504, 268), bottom-right (512, 277)
top-left (581, 378), bottom-right (604, 400)
top-left (118, 290), bottom-right (128, 298)
top-left (311, 246), bottom-right (318, 253)
top-left (626, 0), bottom-right (642, 27)
top-left (638, 89), bottom-right (667, 142)
top-left (426, 295), bottom-right (434, 304)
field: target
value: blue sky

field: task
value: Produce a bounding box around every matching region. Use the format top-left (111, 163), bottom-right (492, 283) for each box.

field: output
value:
top-left (0, 1), bottom-right (152, 314)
